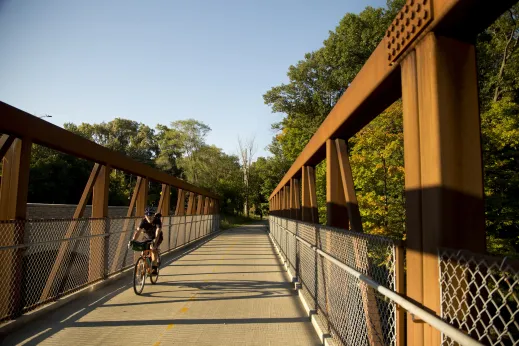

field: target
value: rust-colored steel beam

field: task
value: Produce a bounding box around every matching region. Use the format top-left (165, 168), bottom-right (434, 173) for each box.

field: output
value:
top-left (269, 0), bottom-right (515, 200)
top-left (0, 135), bottom-right (15, 160)
top-left (328, 139), bottom-right (384, 343)
top-left (175, 189), bottom-right (186, 216)
top-left (415, 33), bottom-right (485, 346)
top-left (401, 49), bottom-right (425, 345)
top-left (290, 178), bottom-right (301, 220)
top-left (269, 40), bottom-right (401, 200)
top-left (326, 139), bottom-right (348, 229)
top-left (89, 165), bottom-right (111, 282)
top-left (301, 166), bottom-right (318, 223)
top-left (186, 193), bottom-right (195, 215)
top-left (196, 195), bottom-right (203, 215)
top-left (0, 138), bottom-right (31, 319)
top-left (0, 102), bottom-right (218, 200)
top-left (110, 176), bottom-right (142, 273)
top-left (161, 185), bottom-right (171, 216)
top-left (157, 184), bottom-right (166, 213)
top-left (203, 197), bottom-right (209, 215)
top-left (40, 164), bottom-right (102, 301)
top-left (136, 178), bottom-right (149, 217)
top-left (335, 139), bottom-right (363, 232)
top-left (431, 0), bottom-right (518, 43)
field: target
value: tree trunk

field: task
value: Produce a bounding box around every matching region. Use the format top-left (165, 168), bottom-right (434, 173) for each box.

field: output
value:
top-left (494, 22), bottom-right (517, 102)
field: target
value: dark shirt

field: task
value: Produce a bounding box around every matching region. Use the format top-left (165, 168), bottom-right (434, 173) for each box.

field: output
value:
top-left (139, 217), bottom-right (162, 240)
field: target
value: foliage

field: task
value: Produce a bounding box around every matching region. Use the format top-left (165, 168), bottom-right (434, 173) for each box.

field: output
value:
top-left (481, 97), bottom-right (519, 253)
top-left (28, 118), bottom-right (246, 214)
top-left (348, 101), bottom-right (405, 239)
top-left (220, 213), bottom-right (259, 230)
top-left (19, 0), bottom-right (519, 257)
top-left (28, 145), bottom-right (92, 204)
top-left (260, 1), bottom-right (519, 256)
top-left (262, 0), bottom-right (407, 234)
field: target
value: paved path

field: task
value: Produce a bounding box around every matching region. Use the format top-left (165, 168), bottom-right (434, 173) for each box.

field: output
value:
top-left (3, 223), bottom-right (320, 346)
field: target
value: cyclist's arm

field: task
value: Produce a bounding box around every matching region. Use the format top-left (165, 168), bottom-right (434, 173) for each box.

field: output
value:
top-left (131, 228), bottom-right (143, 241)
top-left (154, 225), bottom-right (161, 246)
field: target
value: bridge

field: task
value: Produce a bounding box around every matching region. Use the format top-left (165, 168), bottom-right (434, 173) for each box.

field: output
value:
top-left (0, 0), bottom-right (518, 345)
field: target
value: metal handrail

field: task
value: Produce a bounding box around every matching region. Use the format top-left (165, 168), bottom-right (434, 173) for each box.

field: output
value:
top-left (271, 219), bottom-right (483, 346)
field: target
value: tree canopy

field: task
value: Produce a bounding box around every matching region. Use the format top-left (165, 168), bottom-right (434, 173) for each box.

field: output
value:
top-left (22, 0), bottom-right (519, 256)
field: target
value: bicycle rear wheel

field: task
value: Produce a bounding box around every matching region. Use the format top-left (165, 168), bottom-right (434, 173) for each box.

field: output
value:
top-left (149, 251), bottom-right (160, 285)
top-left (133, 257), bottom-right (146, 295)
top-left (150, 265), bottom-right (159, 284)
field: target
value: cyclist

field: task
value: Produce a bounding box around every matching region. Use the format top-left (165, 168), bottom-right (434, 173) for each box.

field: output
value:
top-left (129, 207), bottom-right (163, 274)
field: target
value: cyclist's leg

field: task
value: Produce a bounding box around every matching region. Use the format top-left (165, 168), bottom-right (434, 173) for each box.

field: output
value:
top-left (149, 242), bottom-right (159, 274)
top-left (151, 234), bottom-right (162, 266)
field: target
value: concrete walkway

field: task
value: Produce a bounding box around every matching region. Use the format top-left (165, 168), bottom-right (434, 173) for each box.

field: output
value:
top-left (3, 223), bottom-right (320, 346)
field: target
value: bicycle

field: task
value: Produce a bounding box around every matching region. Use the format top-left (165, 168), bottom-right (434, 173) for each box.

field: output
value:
top-left (129, 240), bottom-right (161, 295)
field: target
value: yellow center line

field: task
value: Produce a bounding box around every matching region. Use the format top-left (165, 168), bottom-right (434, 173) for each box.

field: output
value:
top-left (151, 323), bottom-right (175, 346)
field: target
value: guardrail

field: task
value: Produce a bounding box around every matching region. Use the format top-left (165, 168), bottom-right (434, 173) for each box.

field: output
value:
top-left (268, 216), bottom-right (519, 346)
top-left (0, 214), bottom-right (220, 322)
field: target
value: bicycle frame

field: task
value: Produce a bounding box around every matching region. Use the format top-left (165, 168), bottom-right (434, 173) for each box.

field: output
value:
top-left (140, 250), bottom-right (152, 273)
top-left (139, 249), bottom-right (161, 273)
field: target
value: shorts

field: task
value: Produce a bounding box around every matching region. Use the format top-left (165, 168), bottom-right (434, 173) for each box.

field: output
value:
top-left (142, 232), bottom-right (163, 247)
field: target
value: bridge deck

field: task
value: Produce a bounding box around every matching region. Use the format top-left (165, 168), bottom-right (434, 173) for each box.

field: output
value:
top-left (3, 223), bottom-right (320, 346)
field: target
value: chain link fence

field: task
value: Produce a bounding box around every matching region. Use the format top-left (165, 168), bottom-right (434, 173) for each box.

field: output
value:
top-left (0, 214), bottom-right (220, 322)
top-left (269, 215), bottom-right (399, 346)
top-left (440, 249), bottom-right (519, 346)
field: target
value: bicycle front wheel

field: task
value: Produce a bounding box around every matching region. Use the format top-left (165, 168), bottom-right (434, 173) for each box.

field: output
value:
top-left (133, 257), bottom-right (146, 295)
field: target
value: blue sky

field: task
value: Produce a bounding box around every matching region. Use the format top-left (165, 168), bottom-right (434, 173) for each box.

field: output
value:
top-left (0, 0), bottom-right (387, 159)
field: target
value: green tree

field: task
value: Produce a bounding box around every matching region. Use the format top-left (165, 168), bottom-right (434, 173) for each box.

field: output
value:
top-left (348, 101), bottom-right (404, 239)
top-left (28, 145), bottom-right (92, 205)
top-left (481, 97), bottom-right (519, 254)
top-left (263, 0), bottom-right (406, 233)
top-left (167, 119), bottom-right (211, 185)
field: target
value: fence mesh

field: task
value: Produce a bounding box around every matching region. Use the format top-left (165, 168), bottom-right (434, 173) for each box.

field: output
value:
top-left (0, 214), bottom-right (220, 322)
top-left (440, 249), bottom-right (519, 346)
top-left (269, 215), bottom-right (398, 346)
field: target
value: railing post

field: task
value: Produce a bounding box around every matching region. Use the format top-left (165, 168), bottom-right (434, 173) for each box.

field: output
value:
top-left (90, 164), bottom-right (110, 281)
top-left (0, 137), bottom-right (31, 319)
top-left (402, 33), bottom-right (486, 346)
top-left (396, 244), bottom-right (406, 346)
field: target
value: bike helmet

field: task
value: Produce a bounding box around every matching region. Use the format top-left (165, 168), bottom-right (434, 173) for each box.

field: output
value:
top-left (144, 207), bottom-right (154, 216)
